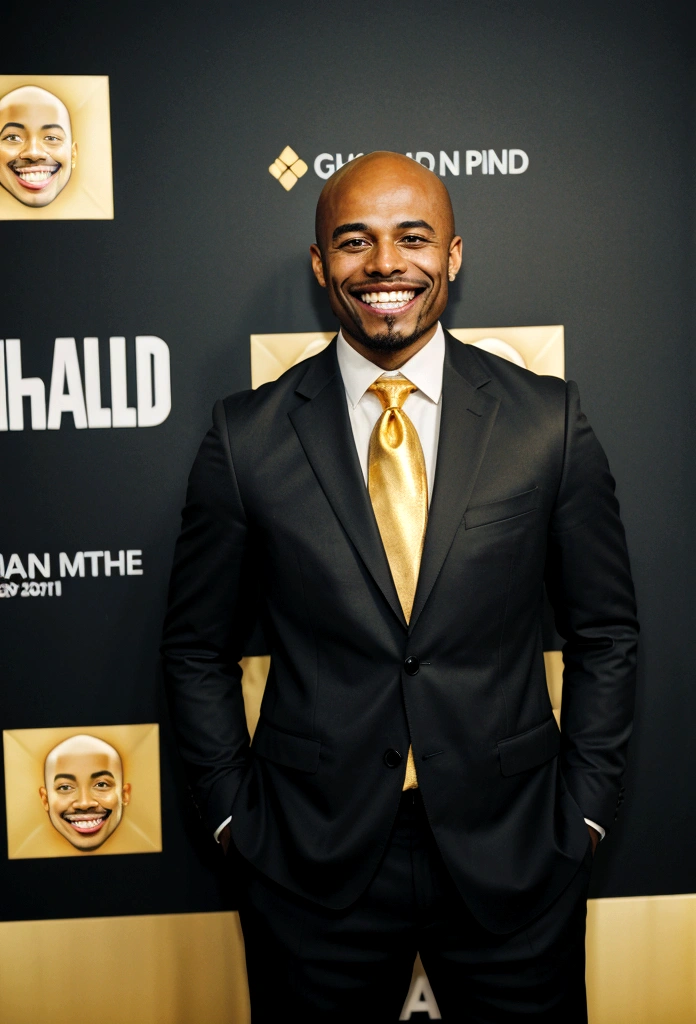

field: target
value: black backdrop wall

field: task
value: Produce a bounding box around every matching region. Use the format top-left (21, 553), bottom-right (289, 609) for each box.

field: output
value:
top-left (1, 0), bottom-right (694, 935)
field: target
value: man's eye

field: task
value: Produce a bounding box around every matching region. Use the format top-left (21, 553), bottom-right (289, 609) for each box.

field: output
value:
top-left (44, 135), bottom-right (60, 142)
top-left (2, 134), bottom-right (21, 143)
top-left (94, 781), bottom-right (111, 789)
top-left (342, 238), bottom-right (369, 249)
top-left (401, 235), bottom-right (426, 244)
top-left (56, 785), bottom-right (73, 792)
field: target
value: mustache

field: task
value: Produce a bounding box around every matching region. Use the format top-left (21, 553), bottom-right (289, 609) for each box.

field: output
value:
top-left (62, 808), bottom-right (111, 821)
top-left (9, 160), bottom-right (61, 169)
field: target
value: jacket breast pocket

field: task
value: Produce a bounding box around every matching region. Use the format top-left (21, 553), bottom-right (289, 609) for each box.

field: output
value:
top-left (252, 720), bottom-right (321, 774)
top-left (465, 486), bottom-right (539, 530)
top-left (497, 717), bottom-right (560, 776)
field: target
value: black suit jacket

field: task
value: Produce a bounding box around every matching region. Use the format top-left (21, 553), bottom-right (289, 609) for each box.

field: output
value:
top-left (162, 332), bottom-right (638, 932)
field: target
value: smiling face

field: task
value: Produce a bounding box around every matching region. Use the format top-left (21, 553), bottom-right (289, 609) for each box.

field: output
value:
top-left (311, 152), bottom-right (462, 365)
top-left (40, 735), bottom-right (130, 852)
top-left (0, 85), bottom-right (76, 208)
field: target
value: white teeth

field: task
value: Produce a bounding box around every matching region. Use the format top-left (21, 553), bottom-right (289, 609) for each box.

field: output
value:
top-left (18, 170), bottom-right (53, 182)
top-left (359, 289), bottom-right (416, 311)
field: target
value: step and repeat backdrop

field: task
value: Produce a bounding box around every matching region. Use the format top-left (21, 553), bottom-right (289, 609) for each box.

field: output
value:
top-left (1, 2), bottom-right (694, 1022)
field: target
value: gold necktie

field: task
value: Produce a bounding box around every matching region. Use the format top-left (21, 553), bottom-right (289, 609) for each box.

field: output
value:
top-left (368, 375), bottom-right (428, 791)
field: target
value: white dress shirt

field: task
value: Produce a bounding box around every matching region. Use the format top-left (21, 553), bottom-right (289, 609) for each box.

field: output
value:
top-left (215, 323), bottom-right (604, 842)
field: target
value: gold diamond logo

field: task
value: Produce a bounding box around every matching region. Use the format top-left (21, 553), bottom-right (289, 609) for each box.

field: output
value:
top-left (268, 145), bottom-right (309, 191)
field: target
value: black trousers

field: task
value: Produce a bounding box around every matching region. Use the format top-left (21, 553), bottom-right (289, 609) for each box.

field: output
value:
top-left (236, 791), bottom-right (591, 1023)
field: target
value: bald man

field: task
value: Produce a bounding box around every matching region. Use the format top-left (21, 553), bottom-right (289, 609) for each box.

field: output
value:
top-left (40, 734), bottom-right (130, 851)
top-left (163, 152), bottom-right (637, 1021)
top-left (0, 85), bottom-right (76, 207)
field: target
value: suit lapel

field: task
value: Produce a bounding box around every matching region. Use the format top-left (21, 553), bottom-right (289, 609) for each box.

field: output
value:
top-left (409, 334), bottom-right (500, 630)
top-left (289, 341), bottom-right (407, 628)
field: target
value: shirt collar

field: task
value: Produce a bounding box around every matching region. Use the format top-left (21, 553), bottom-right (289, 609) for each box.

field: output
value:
top-left (336, 322), bottom-right (445, 409)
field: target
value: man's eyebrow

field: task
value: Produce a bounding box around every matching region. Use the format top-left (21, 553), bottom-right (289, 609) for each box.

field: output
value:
top-left (54, 773), bottom-right (77, 782)
top-left (397, 220), bottom-right (435, 232)
top-left (0, 123), bottom-right (25, 133)
top-left (91, 770), bottom-right (115, 779)
top-left (42, 124), bottom-right (65, 131)
top-left (332, 222), bottom-right (369, 241)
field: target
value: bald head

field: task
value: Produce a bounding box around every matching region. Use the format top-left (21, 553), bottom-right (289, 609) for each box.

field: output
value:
top-left (315, 151), bottom-right (455, 251)
top-left (40, 734), bottom-right (130, 851)
top-left (44, 734), bottom-right (122, 784)
top-left (310, 150), bottom-right (462, 368)
top-left (0, 85), bottom-right (76, 208)
top-left (0, 85), bottom-right (71, 128)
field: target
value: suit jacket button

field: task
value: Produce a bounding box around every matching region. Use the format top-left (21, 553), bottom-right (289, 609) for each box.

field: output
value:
top-left (404, 656), bottom-right (420, 676)
top-left (384, 749), bottom-right (403, 768)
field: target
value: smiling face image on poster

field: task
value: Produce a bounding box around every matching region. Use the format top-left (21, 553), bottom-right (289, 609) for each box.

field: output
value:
top-left (3, 724), bottom-right (161, 858)
top-left (0, 85), bottom-right (77, 208)
top-left (0, 75), bottom-right (113, 220)
top-left (39, 734), bottom-right (131, 851)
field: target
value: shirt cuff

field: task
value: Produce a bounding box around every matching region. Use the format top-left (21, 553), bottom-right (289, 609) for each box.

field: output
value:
top-left (214, 816), bottom-right (232, 843)
top-left (584, 817), bottom-right (605, 841)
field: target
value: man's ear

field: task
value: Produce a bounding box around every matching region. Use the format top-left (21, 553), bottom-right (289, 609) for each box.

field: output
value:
top-left (448, 235), bottom-right (463, 281)
top-left (71, 141), bottom-right (77, 170)
top-left (122, 782), bottom-right (131, 807)
top-left (39, 786), bottom-right (49, 812)
top-left (310, 244), bottom-right (327, 289)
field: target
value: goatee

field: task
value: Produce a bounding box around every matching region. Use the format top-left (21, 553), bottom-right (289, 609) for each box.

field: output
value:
top-left (348, 314), bottom-right (432, 354)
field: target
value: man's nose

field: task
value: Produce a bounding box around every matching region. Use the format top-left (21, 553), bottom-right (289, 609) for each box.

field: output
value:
top-left (19, 135), bottom-right (47, 162)
top-left (73, 789), bottom-right (99, 809)
top-left (363, 239), bottom-right (407, 279)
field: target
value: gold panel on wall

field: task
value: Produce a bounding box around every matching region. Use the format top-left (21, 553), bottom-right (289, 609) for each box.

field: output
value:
top-left (447, 324), bottom-right (564, 379)
top-left (544, 650), bottom-right (564, 725)
top-left (250, 324), bottom-right (564, 390)
top-left (240, 655), bottom-right (270, 739)
top-left (0, 912), bottom-right (249, 1024)
top-left (1, 895), bottom-right (695, 1024)
top-left (586, 893), bottom-right (696, 1024)
top-left (250, 330), bottom-right (335, 389)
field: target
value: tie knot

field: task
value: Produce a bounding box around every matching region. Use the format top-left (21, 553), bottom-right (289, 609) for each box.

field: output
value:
top-left (368, 376), bottom-right (416, 411)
